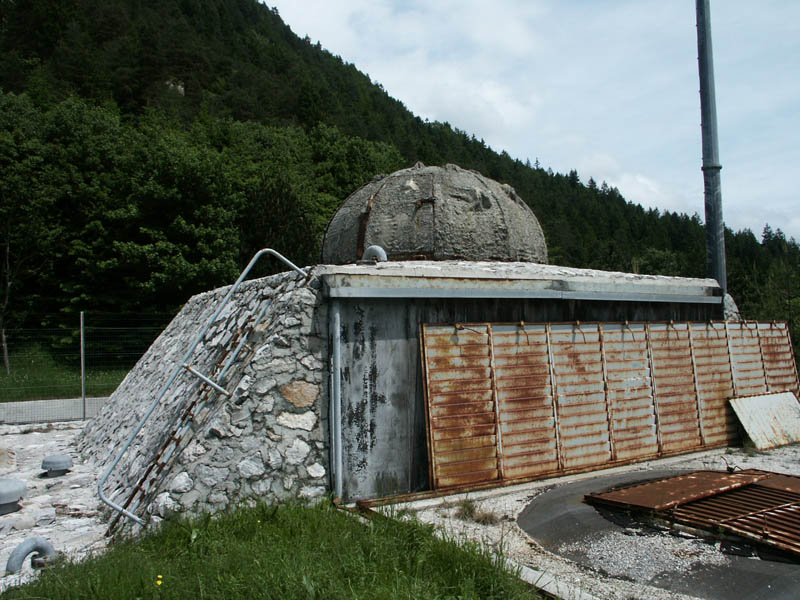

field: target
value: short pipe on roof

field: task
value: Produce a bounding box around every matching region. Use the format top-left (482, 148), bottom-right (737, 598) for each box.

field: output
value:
top-left (361, 245), bottom-right (388, 263)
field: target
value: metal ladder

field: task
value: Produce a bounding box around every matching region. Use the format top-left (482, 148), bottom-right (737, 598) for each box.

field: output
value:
top-left (98, 249), bottom-right (308, 528)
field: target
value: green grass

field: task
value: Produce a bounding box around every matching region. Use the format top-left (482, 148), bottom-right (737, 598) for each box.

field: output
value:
top-left (455, 498), bottom-right (500, 526)
top-left (2, 502), bottom-right (536, 600)
top-left (0, 345), bottom-right (128, 402)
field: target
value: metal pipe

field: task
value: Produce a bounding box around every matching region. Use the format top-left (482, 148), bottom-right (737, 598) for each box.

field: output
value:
top-left (362, 245), bottom-right (388, 262)
top-left (328, 316), bottom-right (337, 494)
top-left (696, 0), bottom-right (727, 295)
top-left (183, 365), bottom-right (233, 397)
top-left (6, 538), bottom-right (56, 574)
top-left (332, 302), bottom-right (343, 499)
top-left (98, 249), bottom-right (308, 525)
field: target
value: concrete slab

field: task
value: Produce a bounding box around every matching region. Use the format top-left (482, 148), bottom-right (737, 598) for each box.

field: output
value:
top-left (518, 469), bottom-right (800, 600)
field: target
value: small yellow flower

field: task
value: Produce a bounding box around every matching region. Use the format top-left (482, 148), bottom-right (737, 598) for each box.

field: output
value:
top-left (158, 575), bottom-right (163, 579)
top-left (156, 581), bottom-right (162, 586)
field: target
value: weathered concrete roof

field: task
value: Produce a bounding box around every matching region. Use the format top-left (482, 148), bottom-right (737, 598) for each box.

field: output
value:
top-left (314, 261), bottom-right (723, 304)
top-left (321, 163), bottom-right (548, 264)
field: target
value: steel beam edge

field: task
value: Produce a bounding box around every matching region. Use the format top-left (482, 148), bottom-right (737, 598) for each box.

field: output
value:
top-left (324, 285), bottom-right (722, 304)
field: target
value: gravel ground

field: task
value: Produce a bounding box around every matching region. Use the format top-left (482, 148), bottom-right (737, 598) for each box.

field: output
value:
top-left (397, 445), bottom-right (800, 600)
top-left (558, 530), bottom-right (729, 582)
top-left (1, 421), bottom-right (798, 598)
top-left (0, 422), bottom-right (107, 592)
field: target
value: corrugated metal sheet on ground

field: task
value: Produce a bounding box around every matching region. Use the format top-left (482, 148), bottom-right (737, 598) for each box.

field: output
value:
top-left (585, 470), bottom-right (770, 511)
top-left (421, 321), bottom-right (799, 490)
top-left (730, 392), bottom-right (800, 450)
top-left (585, 470), bottom-right (800, 557)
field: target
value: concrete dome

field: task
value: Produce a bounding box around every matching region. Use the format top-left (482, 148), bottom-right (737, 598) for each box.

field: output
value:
top-left (321, 163), bottom-right (548, 264)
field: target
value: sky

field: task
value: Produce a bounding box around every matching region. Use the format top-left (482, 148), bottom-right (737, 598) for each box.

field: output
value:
top-left (268, 1), bottom-right (800, 242)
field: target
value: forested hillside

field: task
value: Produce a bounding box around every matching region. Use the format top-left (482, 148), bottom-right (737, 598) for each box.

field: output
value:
top-left (1, 0), bottom-right (797, 356)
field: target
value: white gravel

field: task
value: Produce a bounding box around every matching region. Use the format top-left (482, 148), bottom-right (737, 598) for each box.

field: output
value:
top-left (559, 530), bottom-right (729, 582)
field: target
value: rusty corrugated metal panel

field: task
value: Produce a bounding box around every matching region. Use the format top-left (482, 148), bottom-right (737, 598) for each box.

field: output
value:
top-left (585, 470), bottom-right (770, 510)
top-left (599, 323), bottom-right (658, 461)
top-left (422, 324), bottom-right (499, 489)
top-left (421, 320), bottom-right (799, 492)
top-left (690, 323), bottom-right (737, 446)
top-left (492, 324), bottom-right (559, 480)
top-left (730, 392), bottom-right (800, 450)
top-left (727, 322), bottom-right (769, 397)
top-left (758, 322), bottom-right (800, 395)
top-left (648, 324), bottom-right (703, 453)
top-left (757, 474), bottom-right (800, 494)
top-left (550, 323), bottom-right (612, 470)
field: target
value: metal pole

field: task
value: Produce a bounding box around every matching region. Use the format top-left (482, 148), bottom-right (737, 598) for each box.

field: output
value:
top-left (696, 0), bottom-right (727, 295)
top-left (80, 311), bottom-right (86, 420)
top-left (332, 302), bottom-right (343, 499)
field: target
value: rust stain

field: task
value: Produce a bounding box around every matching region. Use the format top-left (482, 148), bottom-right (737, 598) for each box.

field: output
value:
top-left (422, 321), bottom-right (799, 493)
top-left (585, 470), bottom-right (770, 511)
top-left (355, 188), bottom-right (380, 260)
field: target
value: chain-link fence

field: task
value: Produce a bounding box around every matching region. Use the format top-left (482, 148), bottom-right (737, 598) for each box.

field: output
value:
top-left (0, 313), bottom-right (171, 424)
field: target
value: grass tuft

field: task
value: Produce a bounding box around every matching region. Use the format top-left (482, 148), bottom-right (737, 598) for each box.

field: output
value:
top-left (455, 497), bottom-right (500, 525)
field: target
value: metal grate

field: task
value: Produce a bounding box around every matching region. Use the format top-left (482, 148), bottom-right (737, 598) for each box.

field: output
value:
top-left (421, 321), bottom-right (798, 490)
top-left (587, 470), bottom-right (800, 558)
top-left (586, 470), bottom-right (770, 511)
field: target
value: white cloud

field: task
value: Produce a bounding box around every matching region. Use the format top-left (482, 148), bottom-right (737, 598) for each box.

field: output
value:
top-left (268, 0), bottom-right (800, 240)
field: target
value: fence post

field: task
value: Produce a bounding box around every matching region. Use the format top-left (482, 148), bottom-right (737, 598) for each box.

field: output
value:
top-left (81, 311), bottom-right (86, 419)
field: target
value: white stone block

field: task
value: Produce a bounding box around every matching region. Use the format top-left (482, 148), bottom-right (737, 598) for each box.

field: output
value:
top-left (299, 485), bottom-right (326, 500)
top-left (252, 478), bottom-right (273, 495)
top-left (276, 411), bottom-right (317, 431)
top-left (169, 472), bottom-right (194, 494)
top-left (237, 456), bottom-right (266, 479)
top-left (266, 448), bottom-right (283, 470)
top-left (255, 378), bottom-right (277, 394)
top-left (285, 439), bottom-right (311, 465)
top-left (152, 492), bottom-right (180, 518)
top-left (195, 465), bottom-right (229, 488)
top-left (306, 463), bottom-right (326, 479)
top-left (235, 375), bottom-right (252, 394)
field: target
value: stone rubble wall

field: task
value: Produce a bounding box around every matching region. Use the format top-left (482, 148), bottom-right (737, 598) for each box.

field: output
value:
top-left (79, 269), bottom-right (329, 522)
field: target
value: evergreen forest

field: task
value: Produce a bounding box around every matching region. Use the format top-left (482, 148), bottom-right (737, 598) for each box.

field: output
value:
top-left (1, 0), bottom-right (797, 361)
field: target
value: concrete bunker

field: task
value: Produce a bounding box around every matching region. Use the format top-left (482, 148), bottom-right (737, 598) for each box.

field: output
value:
top-left (80, 164), bottom-right (798, 528)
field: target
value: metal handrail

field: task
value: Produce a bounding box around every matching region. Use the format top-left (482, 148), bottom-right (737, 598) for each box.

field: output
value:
top-left (98, 249), bottom-right (308, 525)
